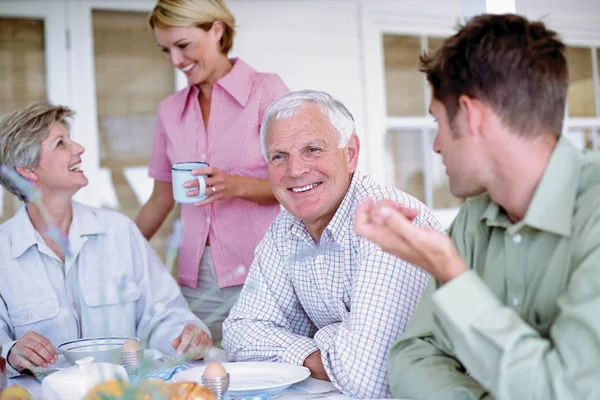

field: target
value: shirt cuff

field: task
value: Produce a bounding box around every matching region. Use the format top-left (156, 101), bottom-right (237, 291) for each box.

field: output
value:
top-left (2, 340), bottom-right (21, 378)
top-left (432, 270), bottom-right (502, 346)
top-left (281, 337), bottom-right (320, 366)
top-left (313, 323), bottom-right (340, 348)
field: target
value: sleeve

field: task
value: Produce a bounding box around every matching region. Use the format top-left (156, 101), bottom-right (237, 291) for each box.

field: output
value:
top-left (388, 206), bottom-right (491, 400)
top-left (128, 220), bottom-right (209, 356)
top-left (222, 230), bottom-right (319, 365)
top-left (0, 297), bottom-right (20, 377)
top-left (148, 105), bottom-right (172, 182)
top-left (258, 74), bottom-right (289, 125)
top-left (388, 279), bottom-right (491, 399)
top-left (312, 236), bottom-right (430, 398)
top-left (429, 213), bottom-right (600, 400)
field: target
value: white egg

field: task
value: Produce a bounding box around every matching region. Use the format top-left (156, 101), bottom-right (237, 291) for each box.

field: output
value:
top-left (203, 362), bottom-right (227, 379)
top-left (122, 338), bottom-right (142, 352)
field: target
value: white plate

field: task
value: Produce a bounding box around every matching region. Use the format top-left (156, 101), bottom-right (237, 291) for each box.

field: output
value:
top-left (173, 362), bottom-right (311, 396)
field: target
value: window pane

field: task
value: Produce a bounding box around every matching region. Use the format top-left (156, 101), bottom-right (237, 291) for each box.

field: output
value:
top-left (583, 128), bottom-right (600, 150)
top-left (92, 9), bottom-right (178, 261)
top-left (383, 35), bottom-right (425, 116)
top-left (0, 17), bottom-right (46, 222)
top-left (386, 129), bottom-right (425, 201)
top-left (428, 132), bottom-right (463, 209)
top-left (427, 36), bottom-right (447, 54)
top-left (597, 48), bottom-right (600, 116)
top-left (591, 129), bottom-right (600, 150)
top-left (566, 46), bottom-right (595, 117)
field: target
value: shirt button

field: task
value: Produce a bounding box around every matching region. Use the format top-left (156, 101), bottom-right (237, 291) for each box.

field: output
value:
top-left (512, 234), bottom-right (522, 244)
top-left (24, 312), bottom-right (32, 321)
top-left (315, 254), bottom-right (324, 263)
top-left (72, 302), bottom-right (77, 309)
top-left (206, 217), bottom-right (211, 224)
top-left (511, 297), bottom-right (519, 307)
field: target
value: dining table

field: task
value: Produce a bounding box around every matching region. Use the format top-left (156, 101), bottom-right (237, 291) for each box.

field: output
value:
top-left (6, 348), bottom-right (355, 400)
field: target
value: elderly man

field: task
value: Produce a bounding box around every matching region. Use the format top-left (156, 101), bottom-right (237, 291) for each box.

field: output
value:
top-left (0, 102), bottom-right (212, 377)
top-left (222, 90), bottom-right (442, 397)
top-left (355, 14), bottom-right (600, 399)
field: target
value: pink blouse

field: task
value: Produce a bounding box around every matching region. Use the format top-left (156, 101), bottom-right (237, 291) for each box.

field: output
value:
top-left (148, 58), bottom-right (289, 288)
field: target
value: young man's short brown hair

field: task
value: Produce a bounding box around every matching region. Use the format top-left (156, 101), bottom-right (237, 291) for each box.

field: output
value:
top-left (421, 13), bottom-right (568, 137)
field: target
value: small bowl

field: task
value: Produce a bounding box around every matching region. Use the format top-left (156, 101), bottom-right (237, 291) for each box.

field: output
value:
top-left (58, 337), bottom-right (138, 365)
top-left (41, 357), bottom-right (129, 400)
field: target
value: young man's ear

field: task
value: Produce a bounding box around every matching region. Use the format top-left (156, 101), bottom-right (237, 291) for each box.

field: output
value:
top-left (458, 95), bottom-right (484, 138)
top-left (15, 166), bottom-right (38, 183)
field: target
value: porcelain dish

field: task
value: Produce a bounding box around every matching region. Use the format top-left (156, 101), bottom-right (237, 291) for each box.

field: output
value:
top-left (173, 362), bottom-right (311, 397)
top-left (41, 357), bottom-right (128, 400)
top-left (57, 336), bottom-right (138, 365)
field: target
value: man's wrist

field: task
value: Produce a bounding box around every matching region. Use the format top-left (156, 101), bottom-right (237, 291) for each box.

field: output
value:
top-left (437, 255), bottom-right (468, 284)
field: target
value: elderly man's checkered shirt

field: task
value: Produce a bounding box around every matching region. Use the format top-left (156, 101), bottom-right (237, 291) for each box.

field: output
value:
top-left (223, 171), bottom-right (443, 398)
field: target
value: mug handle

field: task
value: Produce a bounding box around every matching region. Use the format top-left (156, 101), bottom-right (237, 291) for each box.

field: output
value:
top-left (196, 176), bottom-right (207, 198)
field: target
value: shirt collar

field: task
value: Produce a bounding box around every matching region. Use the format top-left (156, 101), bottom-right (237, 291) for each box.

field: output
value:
top-left (179, 58), bottom-right (256, 120)
top-left (10, 201), bottom-right (106, 259)
top-left (287, 171), bottom-right (361, 245)
top-left (481, 136), bottom-right (583, 236)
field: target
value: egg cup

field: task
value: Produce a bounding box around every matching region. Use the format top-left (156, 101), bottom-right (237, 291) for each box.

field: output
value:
top-left (201, 373), bottom-right (230, 400)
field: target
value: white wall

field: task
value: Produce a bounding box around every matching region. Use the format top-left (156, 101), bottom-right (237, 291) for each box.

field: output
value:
top-left (227, 0), bottom-right (368, 170)
top-left (2, 0), bottom-right (599, 215)
top-left (518, 0), bottom-right (600, 46)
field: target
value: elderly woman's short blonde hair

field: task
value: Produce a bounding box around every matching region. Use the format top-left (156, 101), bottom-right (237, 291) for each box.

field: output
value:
top-left (149, 0), bottom-right (236, 55)
top-left (0, 102), bottom-right (74, 201)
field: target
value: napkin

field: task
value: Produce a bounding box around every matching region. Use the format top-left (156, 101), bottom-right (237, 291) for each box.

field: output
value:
top-left (143, 364), bottom-right (189, 381)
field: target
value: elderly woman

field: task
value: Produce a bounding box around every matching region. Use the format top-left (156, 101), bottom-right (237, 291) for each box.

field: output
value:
top-left (0, 102), bottom-right (212, 376)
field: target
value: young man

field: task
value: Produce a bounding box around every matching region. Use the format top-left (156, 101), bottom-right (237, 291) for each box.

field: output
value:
top-left (222, 90), bottom-right (442, 398)
top-left (355, 13), bottom-right (600, 399)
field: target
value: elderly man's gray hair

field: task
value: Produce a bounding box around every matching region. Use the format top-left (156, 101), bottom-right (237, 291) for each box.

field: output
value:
top-left (259, 89), bottom-right (355, 161)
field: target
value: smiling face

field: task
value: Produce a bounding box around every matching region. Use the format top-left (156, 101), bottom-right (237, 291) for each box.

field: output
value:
top-left (154, 24), bottom-right (226, 86)
top-left (29, 121), bottom-right (87, 198)
top-left (265, 103), bottom-right (359, 240)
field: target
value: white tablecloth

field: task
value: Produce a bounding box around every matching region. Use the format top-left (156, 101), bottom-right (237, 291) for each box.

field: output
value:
top-left (8, 375), bottom-right (350, 400)
top-left (7, 349), bottom-right (352, 400)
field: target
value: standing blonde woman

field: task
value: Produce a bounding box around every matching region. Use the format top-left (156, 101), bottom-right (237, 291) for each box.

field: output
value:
top-left (136, 0), bottom-right (289, 343)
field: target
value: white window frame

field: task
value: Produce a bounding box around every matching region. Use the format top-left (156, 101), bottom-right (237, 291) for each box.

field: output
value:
top-left (65, 0), bottom-right (181, 206)
top-left (1, 1), bottom-right (71, 215)
top-left (361, 1), bottom-right (600, 228)
top-left (1, 2), bottom-right (71, 107)
top-left (360, 1), bottom-right (459, 227)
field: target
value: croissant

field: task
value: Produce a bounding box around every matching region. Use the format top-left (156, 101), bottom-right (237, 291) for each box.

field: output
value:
top-left (84, 379), bottom-right (216, 400)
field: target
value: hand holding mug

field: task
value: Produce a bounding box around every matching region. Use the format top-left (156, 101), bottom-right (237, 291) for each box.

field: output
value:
top-left (185, 166), bottom-right (241, 206)
top-left (171, 162), bottom-right (209, 204)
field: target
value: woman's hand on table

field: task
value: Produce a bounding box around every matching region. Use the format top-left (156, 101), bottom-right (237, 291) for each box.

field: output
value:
top-left (8, 331), bottom-right (58, 371)
top-left (172, 324), bottom-right (213, 360)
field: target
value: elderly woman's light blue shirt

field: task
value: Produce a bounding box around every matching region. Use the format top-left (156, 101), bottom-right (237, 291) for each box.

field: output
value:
top-left (0, 201), bottom-right (208, 376)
